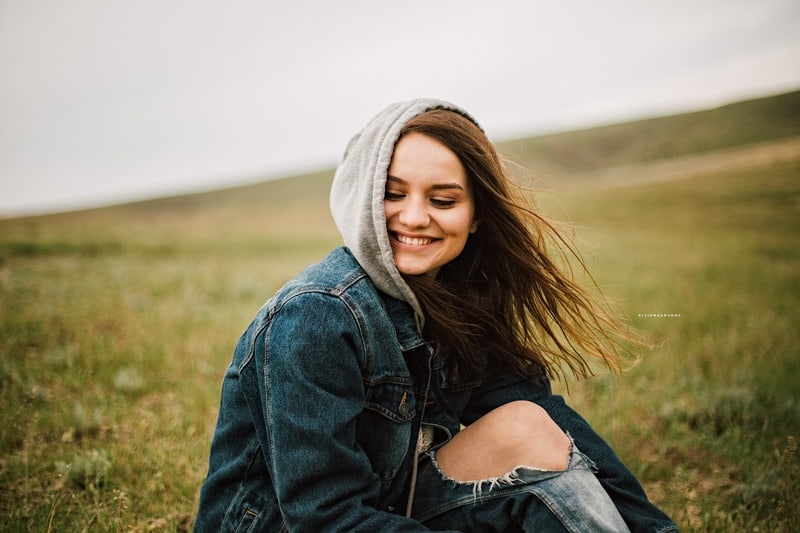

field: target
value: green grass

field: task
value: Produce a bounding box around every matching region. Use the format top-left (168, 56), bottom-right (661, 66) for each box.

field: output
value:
top-left (1, 94), bottom-right (798, 531)
top-left (0, 170), bottom-right (342, 531)
top-left (543, 157), bottom-right (800, 531)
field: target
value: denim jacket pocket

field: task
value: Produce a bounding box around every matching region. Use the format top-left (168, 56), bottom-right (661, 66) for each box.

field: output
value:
top-left (358, 377), bottom-right (416, 480)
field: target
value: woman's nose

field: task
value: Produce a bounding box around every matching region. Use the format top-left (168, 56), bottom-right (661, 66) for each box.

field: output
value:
top-left (397, 199), bottom-right (430, 228)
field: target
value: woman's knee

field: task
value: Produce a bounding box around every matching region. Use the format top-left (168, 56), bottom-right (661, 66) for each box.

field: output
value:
top-left (487, 401), bottom-right (558, 435)
top-left (436, 401), bottom-right (571, 481)
top-left (487, 401), bottom-right (570, 465)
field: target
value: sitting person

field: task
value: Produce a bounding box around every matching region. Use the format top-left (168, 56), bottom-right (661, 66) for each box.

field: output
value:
top-left (194, 98), bottom-right (678, 532)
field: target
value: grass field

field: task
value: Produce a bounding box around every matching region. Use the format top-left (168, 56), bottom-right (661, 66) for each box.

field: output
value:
top-left (1, 93), bottom-right (798, 531)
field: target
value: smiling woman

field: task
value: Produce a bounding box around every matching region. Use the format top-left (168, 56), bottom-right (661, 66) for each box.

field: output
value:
top-left (194, 98), bottom-right (678, 532)
top-left (384, 132), bottom-right (479, 278)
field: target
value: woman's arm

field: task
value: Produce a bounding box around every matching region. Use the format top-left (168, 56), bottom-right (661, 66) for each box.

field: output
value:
top-left (259, 292), bottom-right (452, 532)
top-left (461, 367), bottom-right (678, 533)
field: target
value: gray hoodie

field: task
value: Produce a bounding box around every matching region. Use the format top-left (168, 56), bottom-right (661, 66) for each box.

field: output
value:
top-left (329, 98), bottom-right (480, 329)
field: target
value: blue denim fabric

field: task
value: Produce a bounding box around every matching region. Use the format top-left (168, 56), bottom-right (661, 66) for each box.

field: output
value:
top-left (414, 439), bottom-right (629, 532)
top-left (195, 247), bottom-right (678, 532)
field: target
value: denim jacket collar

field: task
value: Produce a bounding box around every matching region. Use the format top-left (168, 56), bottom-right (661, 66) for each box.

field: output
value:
top-left (382, 294), bottom-right (427, 352)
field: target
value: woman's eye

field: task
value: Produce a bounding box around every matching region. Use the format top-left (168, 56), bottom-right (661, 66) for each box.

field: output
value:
top-left (431, 198), bottom-right (456, 208)
top-left (384, 191), bottom-right (404, 201)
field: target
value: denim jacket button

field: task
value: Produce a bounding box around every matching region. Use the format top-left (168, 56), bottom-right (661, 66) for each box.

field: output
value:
top-left (398, 391), bottom-right (410, 416)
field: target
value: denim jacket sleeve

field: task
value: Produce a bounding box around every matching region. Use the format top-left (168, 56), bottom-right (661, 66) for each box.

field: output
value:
top-left (260, 291), bottom-right (450, 532)
top-left (460, 367), bottom-right (679, 533)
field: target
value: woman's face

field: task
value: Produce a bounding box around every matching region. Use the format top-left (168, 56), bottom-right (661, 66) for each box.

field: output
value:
top-left (384, 132), bottom-right (478, 278)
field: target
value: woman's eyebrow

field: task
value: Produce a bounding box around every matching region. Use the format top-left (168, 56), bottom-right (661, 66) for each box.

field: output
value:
top-left (386, 175), bottom-right (465, 191)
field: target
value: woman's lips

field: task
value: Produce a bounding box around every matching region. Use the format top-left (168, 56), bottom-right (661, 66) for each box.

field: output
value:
top-left (394, 233), bottom-right (435, 246)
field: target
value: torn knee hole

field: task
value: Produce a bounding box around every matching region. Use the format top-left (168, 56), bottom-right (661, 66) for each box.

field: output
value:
top-left (432, 458), bottom-right (571, 500)
top-left (432, 450), bottom-right (570, 485)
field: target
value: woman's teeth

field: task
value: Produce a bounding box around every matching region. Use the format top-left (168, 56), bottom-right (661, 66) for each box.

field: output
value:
top-left (396, 234), bottom-right (433, 246)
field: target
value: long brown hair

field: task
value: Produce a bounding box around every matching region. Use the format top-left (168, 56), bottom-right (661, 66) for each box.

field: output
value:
top-left (399, 108), bottom-right (643, 381)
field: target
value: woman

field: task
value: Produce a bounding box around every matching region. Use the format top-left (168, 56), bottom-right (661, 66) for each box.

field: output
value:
top-left (194, 99), bottom-right (678, 532)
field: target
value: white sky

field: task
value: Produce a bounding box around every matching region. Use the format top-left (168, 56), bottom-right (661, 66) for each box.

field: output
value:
top-left (1, 0), bottom-right (799, 216)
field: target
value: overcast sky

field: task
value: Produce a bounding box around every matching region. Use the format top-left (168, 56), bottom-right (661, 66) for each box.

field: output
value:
top-left (1, 0), bottom-right (799, 216)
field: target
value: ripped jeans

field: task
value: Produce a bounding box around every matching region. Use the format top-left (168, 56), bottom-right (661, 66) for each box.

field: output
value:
top-left (410, 435), bottom-right (630, 532)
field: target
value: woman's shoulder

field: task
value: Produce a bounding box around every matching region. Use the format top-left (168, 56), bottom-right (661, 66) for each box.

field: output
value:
top-left (270, 247), bottom-right (380, 308)
top-left (264, 247), bottom-right (402, 346)
top-left (290, 246), bottom-right (367, 289)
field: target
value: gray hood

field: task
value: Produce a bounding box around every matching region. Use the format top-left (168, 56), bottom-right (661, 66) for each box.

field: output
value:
top-left (329, 98), bottom-right (480, 329)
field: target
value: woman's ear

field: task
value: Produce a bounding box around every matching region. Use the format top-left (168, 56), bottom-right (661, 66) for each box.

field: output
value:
top-left (470, 219), bottom-right (480, 234)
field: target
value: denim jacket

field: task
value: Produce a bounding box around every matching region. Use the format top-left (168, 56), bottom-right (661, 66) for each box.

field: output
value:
top-left (195, 247), bottom-right (677, 532)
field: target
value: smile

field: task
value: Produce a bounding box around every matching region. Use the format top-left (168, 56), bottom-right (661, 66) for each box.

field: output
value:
top-left (394, 233), bottom-right (435, 246)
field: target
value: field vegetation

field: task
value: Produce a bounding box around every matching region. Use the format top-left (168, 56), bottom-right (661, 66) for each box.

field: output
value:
top-left (1, 91), bottom-right (798, 531)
